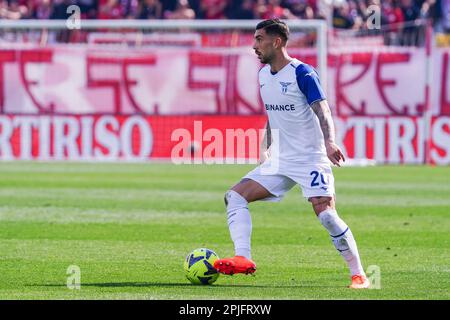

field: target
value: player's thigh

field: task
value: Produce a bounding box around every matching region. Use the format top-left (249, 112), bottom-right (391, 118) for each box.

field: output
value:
top-left (229, 171), bottom-right (295, 203)
top-left (230, 178), bottom-right (273, 203)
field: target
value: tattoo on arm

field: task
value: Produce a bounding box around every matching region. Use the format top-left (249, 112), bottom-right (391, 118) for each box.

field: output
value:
top-left (311, 100), bottom-right (335, 143)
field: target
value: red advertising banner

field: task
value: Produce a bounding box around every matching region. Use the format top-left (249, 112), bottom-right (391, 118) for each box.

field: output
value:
top-left (0, 115), bottom-right (448, 165)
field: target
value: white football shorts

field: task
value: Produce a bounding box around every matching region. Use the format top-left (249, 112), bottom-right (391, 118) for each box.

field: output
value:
top-left (242, 160), bottom-right (335, 201)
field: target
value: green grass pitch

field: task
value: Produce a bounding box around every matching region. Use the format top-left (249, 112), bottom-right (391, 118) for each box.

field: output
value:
top-left (0, 162), bottom-right (449, 300)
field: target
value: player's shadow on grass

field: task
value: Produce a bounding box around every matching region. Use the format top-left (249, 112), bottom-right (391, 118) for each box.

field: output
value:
top-left (37, 282), bottom-right (333, 289)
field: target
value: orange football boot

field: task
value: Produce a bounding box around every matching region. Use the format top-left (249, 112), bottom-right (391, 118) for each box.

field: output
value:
top-left (349, 274), bottom-right (371, 289)
top-left (214, 256), bottom-right (256, 275)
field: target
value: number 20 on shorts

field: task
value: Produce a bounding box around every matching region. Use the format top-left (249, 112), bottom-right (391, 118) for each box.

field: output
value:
top-left (310, 170), bottom-right (328, 188)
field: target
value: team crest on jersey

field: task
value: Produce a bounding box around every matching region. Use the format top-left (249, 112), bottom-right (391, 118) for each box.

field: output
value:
top-left (279, 82), bottom-right (292, 94)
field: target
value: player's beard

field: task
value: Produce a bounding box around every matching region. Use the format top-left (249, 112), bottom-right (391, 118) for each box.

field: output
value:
top-left (260, 56), bottom-right (269, 64)
top-left (260, 52), bottom-right (273, 65)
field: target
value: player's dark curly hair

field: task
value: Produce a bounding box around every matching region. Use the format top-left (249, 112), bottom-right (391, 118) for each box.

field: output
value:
top-left (255, 19), bottom-right (289, 43)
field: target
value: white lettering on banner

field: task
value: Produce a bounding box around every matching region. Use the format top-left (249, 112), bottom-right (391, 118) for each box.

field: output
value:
top-left (13, 116), bottom-right (38, 160)
top-left (388, 118), bottom-right (418, 164)
top-left (54, 116), bottom-right (80, 160)
top-left (0, 117), bottom-right (13, 159)
top-left (39, 116), bottom-right (51, 160)
top-left (120, 116), bottom-right (153, 160)
top-left (81, 117), bottom-right (94, 160)
top-left (431, 117), bottom-right (450, 165)
top-left (0, 115), bottom-right (154, 160)
top-left (334, 117), bottom-right (347, 157)
top-left (373, 118), bottom-right (386, 163)
top-left (347, 117), bottom-right (373, 159)
top-left (0, 115), bottom-right (448, 164)
top-left (416, 118), bottom-right (425, 162)
top-left (335, 116), bottom-right (449, 164)
top-left (95, 116), bottom-right (120, 160)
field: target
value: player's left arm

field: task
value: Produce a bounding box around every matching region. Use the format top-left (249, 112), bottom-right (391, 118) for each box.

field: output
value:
top-left (311, 100), bottom-right (346, 167)
top-left (259, 121), bottom-right (271, 164)
top-left (296, 64), bottom-right (345, 167)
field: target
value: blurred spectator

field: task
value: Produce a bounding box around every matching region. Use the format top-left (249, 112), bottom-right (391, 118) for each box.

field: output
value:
top-left (78, 0), bottom-right (99, 19)
top-left (135, 0), bottom-right (162, 19)
top-left (0, 0), bottom-right (447, 47)
top-left (121, 0), bottom-right (139, 18)
top-left (50, 0), bottom-right (73, 19)
top-left (382, 0), bottom-right (405, 44)
top-left (98, 0), bottom-right (121, 18)
top-left (227, 0), bottom-right (255, 19)
top-left (34, 0), bottom-right (53, 19)
top-left (255, 0), bottom-right (292, 19)
top-left (165, 0), bottom-right (195, 18)
top-left (445, 0), bottom-right (450, 31)
top-left (0, 0), bottom-right (29, 19)
top-left (382, 0), bottom-right (405, 31)
top-left (400, 0), bottom-right (420, 45)
top-left (98, 0), bottom-right (139, 19)
top-left (199, 0), bottom-right (227, 19)
top-left (187, 0), bottom-right (200, 16)
top-left (348, 0), bottom-right (365, 31)
top-left (422, 0), bottom-right (445, 30)
top-left (161, 0), bottom-right (176, 12)
top-left (285, 0), bottom-right (316, 19)
top-left (332, 1), bottom-right (354, 28)
top-left (254, 0), bottom-right (268, 19)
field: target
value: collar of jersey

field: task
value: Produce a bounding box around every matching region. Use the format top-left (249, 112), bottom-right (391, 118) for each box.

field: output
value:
top-left (269, 59), bottom-right (297, 76)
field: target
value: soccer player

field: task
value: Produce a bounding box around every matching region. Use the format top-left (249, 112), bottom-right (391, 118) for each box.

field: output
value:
top-left (213, 19), bottom-right (370, 289)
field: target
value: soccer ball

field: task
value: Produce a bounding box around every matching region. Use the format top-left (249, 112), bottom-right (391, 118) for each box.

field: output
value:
top-left (184, 248), bottom-right (220, 285)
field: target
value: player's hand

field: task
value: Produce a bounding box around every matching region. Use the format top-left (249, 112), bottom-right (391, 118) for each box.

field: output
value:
top-left (325, 142), bottom-right (346, 167)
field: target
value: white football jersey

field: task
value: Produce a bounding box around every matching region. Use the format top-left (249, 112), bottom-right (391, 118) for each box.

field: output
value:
top-left (259, 58), bottom-right (329, 164)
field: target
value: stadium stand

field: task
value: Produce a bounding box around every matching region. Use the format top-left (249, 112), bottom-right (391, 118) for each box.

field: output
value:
top-left (0, 1), bottom-right (448, 46)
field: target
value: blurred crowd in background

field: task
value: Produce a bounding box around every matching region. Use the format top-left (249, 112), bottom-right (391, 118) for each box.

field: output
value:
top-left (0, 0), bottom-right (449, 46)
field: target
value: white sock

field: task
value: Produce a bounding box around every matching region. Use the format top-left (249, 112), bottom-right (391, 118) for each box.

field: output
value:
top-left (225, 190), bottom-right (252, 259)
top-left (318, 209), bottom-right (365, 276)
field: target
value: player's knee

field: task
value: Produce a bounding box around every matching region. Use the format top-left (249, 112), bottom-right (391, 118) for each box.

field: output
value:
top-left (309, 196), bottom-right (334, 215)
top-left (308, 196), bottom-right (332, 206)
top-left (224, 190), bottom-right (248, 210)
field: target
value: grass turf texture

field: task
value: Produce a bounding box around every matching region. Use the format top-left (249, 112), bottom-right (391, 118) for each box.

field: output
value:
top-left (0, 162), bottom-right (449, 300)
